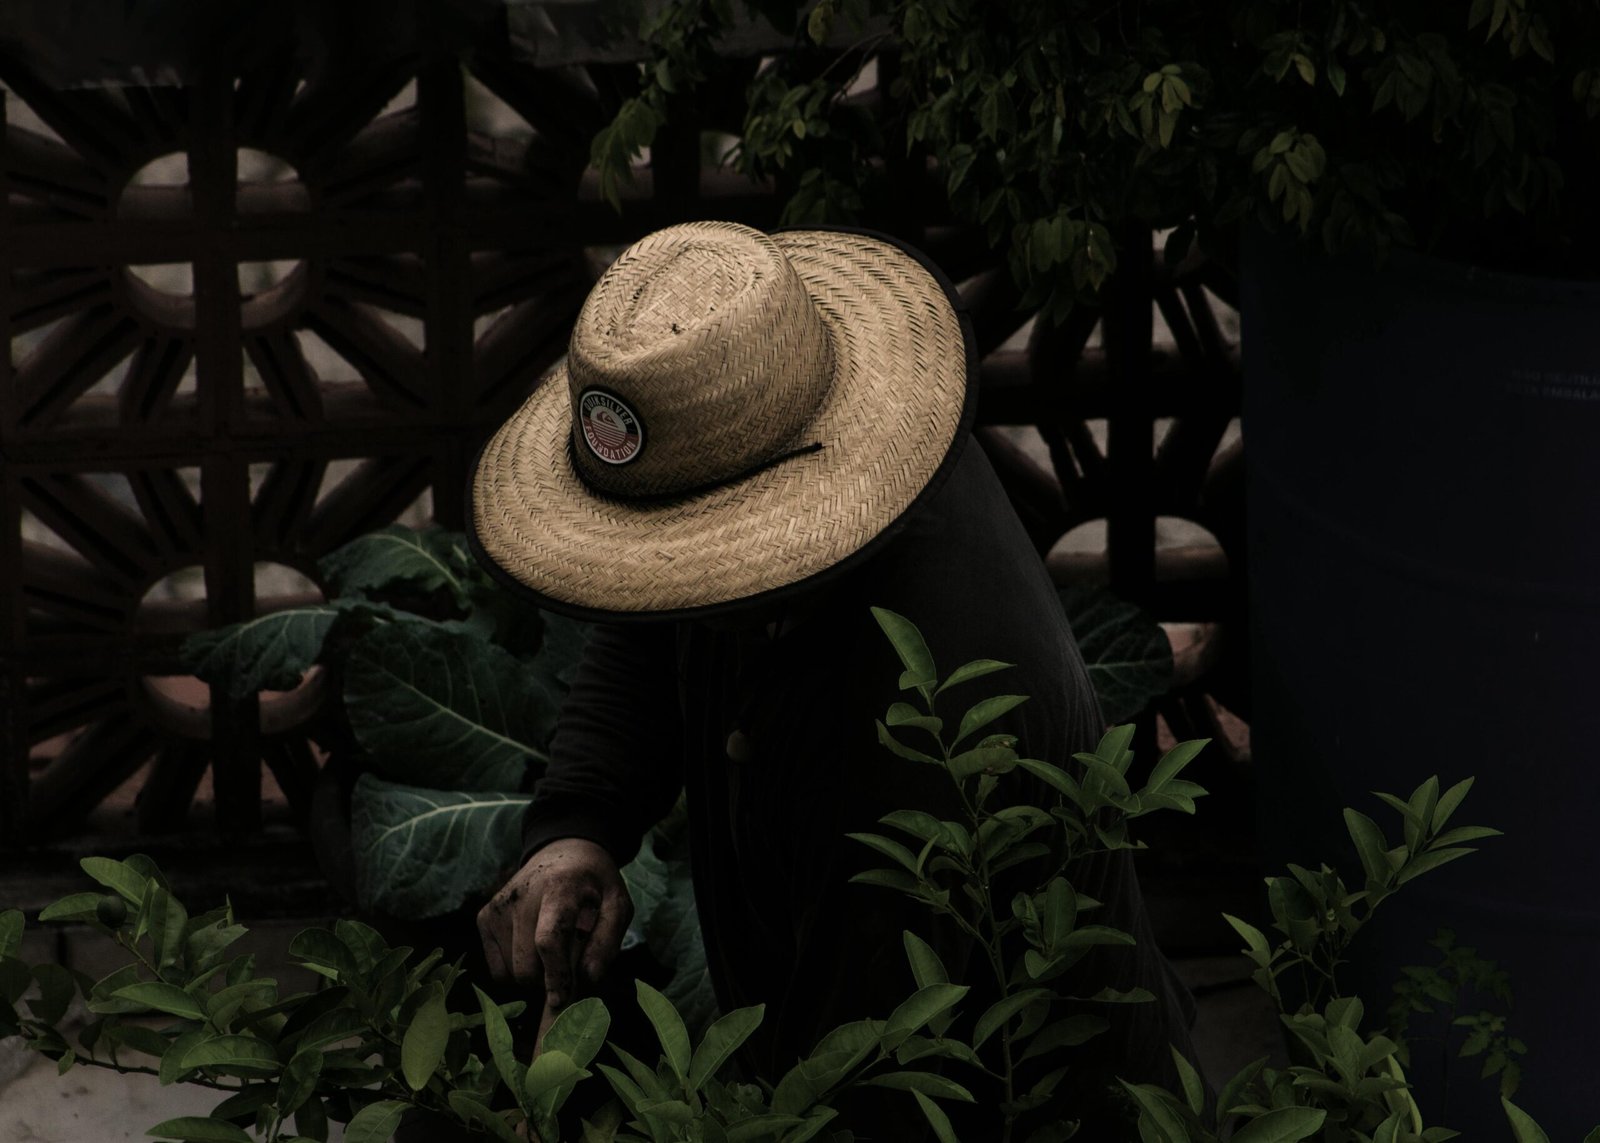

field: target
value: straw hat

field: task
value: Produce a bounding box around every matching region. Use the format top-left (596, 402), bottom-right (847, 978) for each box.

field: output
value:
top-left (468, 221), bottom-right (976, 621)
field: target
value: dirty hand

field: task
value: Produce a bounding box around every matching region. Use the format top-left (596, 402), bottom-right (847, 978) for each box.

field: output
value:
top-left (477, 838), bottom-right (633, 1015)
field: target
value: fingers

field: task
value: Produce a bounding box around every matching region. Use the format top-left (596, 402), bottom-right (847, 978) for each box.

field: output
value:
top-left (478, 840), bottom-right (623, 1007)
top-left (512, 898), bottom-right (545, 992)
top-left (476, 902), bottom-right (509, 981)
top-left (534, 995), bottom-right (561, 1057)
top-left (533, 890), bottom-right (587, 1009)
top-left (582, 883), bottom-right (634, 985)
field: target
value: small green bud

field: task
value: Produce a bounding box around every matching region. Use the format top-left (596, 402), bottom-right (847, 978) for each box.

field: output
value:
top-left (95, 895), bottom-right (128, 928)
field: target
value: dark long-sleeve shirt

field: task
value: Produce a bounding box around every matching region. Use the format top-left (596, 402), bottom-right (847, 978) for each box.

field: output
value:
top-left (526, 438), bottom-right (1194, 1134)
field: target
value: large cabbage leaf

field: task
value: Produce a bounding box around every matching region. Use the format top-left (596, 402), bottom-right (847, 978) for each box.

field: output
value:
top-left (621, 808), bottom-right (717, 1036)
top-left (1058, 585), bottom-right (1174, 724)
top-left (350, 775), bottom-right (531, 919)
top-left (345, 621), bottom-right (557, 793)
top-left (182, 598), bottom-right (399, 699)
top-left (318, 525), bottom-right (474, 610)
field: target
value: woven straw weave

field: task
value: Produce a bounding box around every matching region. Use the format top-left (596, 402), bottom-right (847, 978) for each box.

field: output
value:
top-left (472, 223), bottom-right (968, 615)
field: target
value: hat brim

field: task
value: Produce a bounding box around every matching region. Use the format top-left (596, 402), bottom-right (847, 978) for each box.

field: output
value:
top-left (468, 227), bottom-right (977, 623)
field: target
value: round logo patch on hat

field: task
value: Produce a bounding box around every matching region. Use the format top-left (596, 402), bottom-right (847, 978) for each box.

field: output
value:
top-left (578, 388), bottom-right (644, 465)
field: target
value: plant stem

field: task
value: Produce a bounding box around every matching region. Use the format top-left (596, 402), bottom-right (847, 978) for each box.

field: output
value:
top-left (66, 1050), bottom-right (243, 1092)
top-left (116, 931), bottom-right (164, 980)
top-left (951, 760), bottom-right (1018, 1142)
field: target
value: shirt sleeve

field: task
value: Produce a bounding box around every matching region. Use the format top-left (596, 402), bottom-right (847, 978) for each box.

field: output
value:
top-left (522, 621), bottom-right (685, 866)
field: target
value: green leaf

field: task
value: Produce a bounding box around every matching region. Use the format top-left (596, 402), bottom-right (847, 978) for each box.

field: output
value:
top-left (912, 1090), bottom-right (960, 1143)
top-left (1345, 809), bottom-right (1392, 885)
top-left (1120, 1081), bottom-right (1189, 1141)
top-left (276, 1047), bottom-right (323, 1117)
top-left (145, 886), bottom-right (188, 970)
top-left (1172, 1046), bottom-right (1205, 1116)
top-left (973, 988), bottom-right (1050, 1049)
top-left (37, 894), bottom-right (101, 924)
top-left (188, 918), bottom-right (247, 972)
top-left (319, 525), bottom-right (469, 605)
top-left (936, 659), bottom-right (1012, 694)
top-left (345, 621), bottom-right (555, 790)
top-left (350, 776), bottom-right (530, 918)
top-left (851, 867), bottom-right (922, 894)
top-left (637, 978), bottom-right (693, 1086)
top-left (1223, 913), bottom-right (1273, 961)
top-left (948, 745), bottom-right (1018, 779)
top-left (806, 0), bottom-right (832, 44)
top-left (880, 810), bottom-right (950, 846)
top-left (1217, 1057), bottom-right (1268, 1117)
top-left (1397, 847), bottom-right (1478, 885)
top-left (596, 1062), bottom-right (647, 1113)
top-left (848, 832), bottom-right (921, 874)
top-left (146, 1118), bottom-right (253, 1143)
top-left (884, 983), bottom-right (969, 1046)
top-left (206, 973), bottom-right (275, 1024)
top-left (1041, 877), bottom-right (1078, 951)
top-left (0, 909), bottom-right (22, 954)
top-left (160, 1028), bottom-right (208, 1085)
top-left (812, 1018), bottom-right (887, 1075)
top-left (871, 607), bottom-right (936, 690)
top-left (475, 985), bottom-right (528, 1114)
top-left (113, 982), bottom-right (205, 1020)
top-left (863, 1071), bottom-right (975, 1102)
top-left (638, 1097), bottom-right (697, 1124)
top-left (885, 703), bottom-right (942, 734)
top-left (1017, 757), bottom-right (1081, 802)
top-left (401, 986), bottom-right (449, 1091)
top-left (876, 721), bottom-right (942, 765)
top-left (1431, 825), bottom-right (1502, 848)
top-left (1086, 726), bottom-right (1132, 772)
top-left (181, 606), bottom-right (343, 699)
top-left (526, 1047), bottom-right (583, 1100)
top-left (344, 1100), bottom-right (409, 1143)
top-left (449, 1093), bottom-right (523, 1143)
top-left (80, 856), bottom-right (148, 905)
top-left (1431, 777), bottom-right (1475, 832)
top-left (1231, 1106), bottom-right (1329, 1142)
top-left (107, 1023), bottom-right (172, 1061)
top-left (1082, 986), bottom-right (1154, 1004)
top-left (954, 695), bottom-right (1029, 746)
top-left (544, 996), bottom-right (613, 1071)
top-left (1059, 587), bottom-right (1173, 722)
top-left (179, 1035), bottom-right (280, 1073)
top-left (902, 932), bottom-right (949, 989)
top-left (1148, 740), bottom-right (1207, 790)
top-left (619, 821), bottom-right (717, 1038)
top-left (690, 1004), bottom-right (764, 1089)
top-left (288, 929), bottom-right (358, 980)
top-left (1018, 1015), bottom-right (1109, 1061)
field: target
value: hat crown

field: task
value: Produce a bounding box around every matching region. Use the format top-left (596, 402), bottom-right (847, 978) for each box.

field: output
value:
top-left (566, 222), bottom-right (834, 498)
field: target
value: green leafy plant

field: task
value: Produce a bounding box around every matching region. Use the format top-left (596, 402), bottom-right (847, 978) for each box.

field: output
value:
top-left (858, 605), bottom-right (1210, 1142)
top-left (590, 0), bottom-right (1600, 315)
top-left (1388, 931), bottom-right (1526, 1103)
top-left (1116, 780), bottom-right (1552, 1142)
top-left (15, 606), bottom-right (1578, 1140)
top-left (0, 854), bottom-right (605, 1143)
top-left (177, 524), bottom-right (1168, 1052)
top-left (182, 526), bottom-right (587, 922)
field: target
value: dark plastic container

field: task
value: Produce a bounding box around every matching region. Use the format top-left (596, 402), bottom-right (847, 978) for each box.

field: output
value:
top-left (1243, 226), bottom-right (1600, 1136)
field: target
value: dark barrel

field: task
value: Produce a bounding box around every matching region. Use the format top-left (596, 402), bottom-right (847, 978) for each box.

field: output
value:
top-left (1243, 226), bottom-right (1600, 1136)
